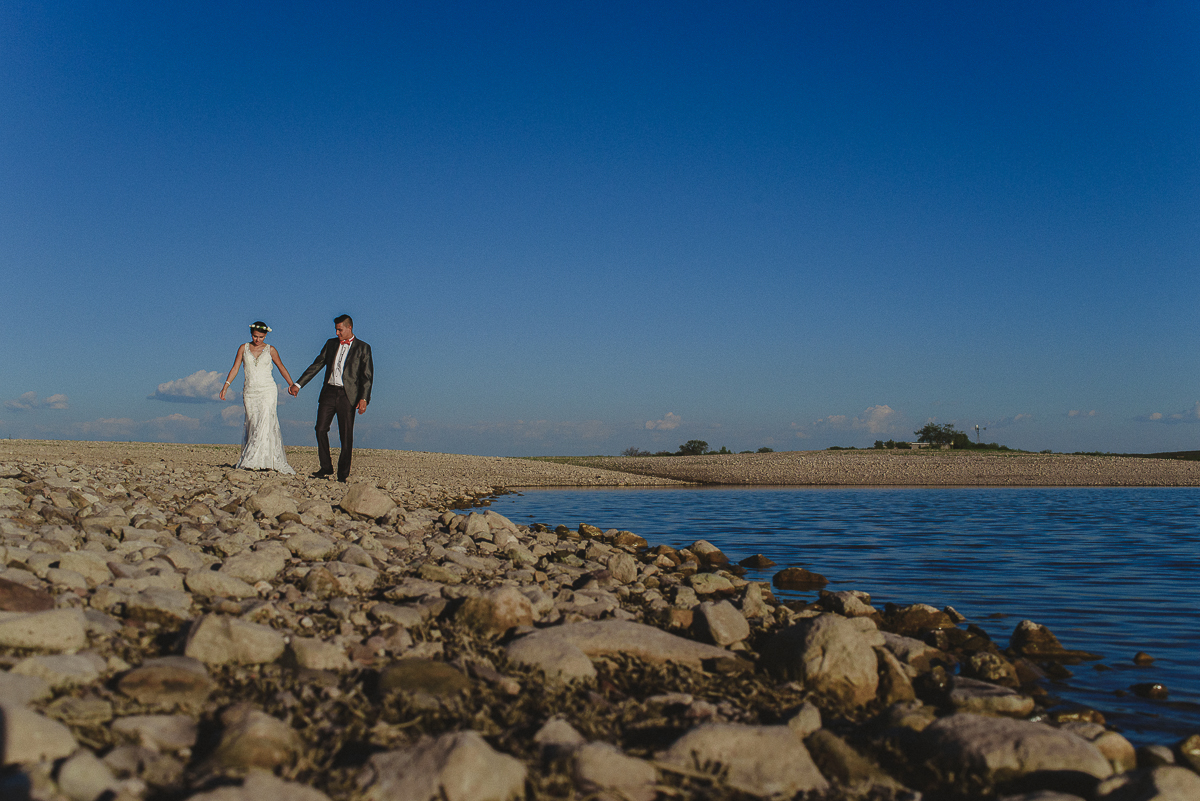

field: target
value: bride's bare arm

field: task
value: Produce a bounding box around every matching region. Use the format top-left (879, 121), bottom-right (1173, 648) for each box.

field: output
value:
top-left (270, 346), bottom-right (296, 389)
top-left (219, 344), bottom-right (245, 401)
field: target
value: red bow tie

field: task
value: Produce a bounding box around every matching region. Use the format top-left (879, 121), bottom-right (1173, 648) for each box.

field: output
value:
top-left (340, 338), bottom-right (354, 346)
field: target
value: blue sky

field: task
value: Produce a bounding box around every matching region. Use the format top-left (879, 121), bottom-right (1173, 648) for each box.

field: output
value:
top-left (3, 2), bottom-right (1199, 456)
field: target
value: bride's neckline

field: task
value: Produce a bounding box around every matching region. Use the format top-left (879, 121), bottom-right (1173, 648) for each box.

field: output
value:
top-left (247, 343), bottom-right (268, 359)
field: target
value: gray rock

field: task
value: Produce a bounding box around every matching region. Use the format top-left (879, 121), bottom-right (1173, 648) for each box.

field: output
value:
top-left (186, 568), bottom-right (259, 599)
top-left (609, 553), bottom-right (638, 585)
top-left (947, 675), bottom-right (1035, 717)
top-left (111, 714), bottom-right (198, 752)
top-left (56, 552), bottom-right (113, 585)
top-left (1094, 765), bottom-right (1200, 800)
top-left (160, 544), bottom-right (215, 572)
top-left (339, 484), bottom-right (396, 519)
top-left (118, 656), bottom-right (213, 707)
top-left (358, 730), bottom-right (526, 801)
top-left (124, 587), bottom-right (194, 625)
top-left (787, 702), bottom-right (823, 736)
top-left (245, 490), bottom-right (297, 519)
top-left (573, 742), bottom-right (657, 801)
top-left (56, 748), bottom-right (117, 801)
top-left (694, 599), bottom-right (751, 646)
top-left (739, 582), bottom-right (770, 619)
top-left (533, 717), bottom-right (585, 760)
top-left (0, 702), bottom-right (77, 764)
top-left (1059, 722), bottom-right (1136, 773)
top-left (761, 613), bottom-right (880, 708)
top-left (658, 723), bottom-right (829, 797)
top-left (220, 549), bottom-right (286, 583)
top-left (0, 670), bottom-right (52, 706)
top-left (916, 713), bottom-right (1112, 789)
top-left (207, 704), bottom-right (300, 772)
top-left (316, 561), bottom-right (380, 594)
top-left (506, 619), bottom-right (736, 683)
top-left (10, 652), bottom-right (105, 690)
top-left (184, 615), bottom-right (286, 665)
top-left (880, 631), bottom-right (951, 673)
top-left (286, 532), bottom-right (337, 561)
top-left (368, 602), bottom-right (424, 628)
top-left (285, 637), bottom-right (352, 671)
top-left (186, 769), bottom-right (332, 801)
top-left (0, 609), bottom-right (86, 652)
top-left (689, 573), bottom-right (734, 595)
top-left (820, 590), bottom-right (876, 617)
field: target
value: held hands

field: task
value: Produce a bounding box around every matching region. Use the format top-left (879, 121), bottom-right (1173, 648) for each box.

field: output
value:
top-left (288, 384), bottom-right (299, 396)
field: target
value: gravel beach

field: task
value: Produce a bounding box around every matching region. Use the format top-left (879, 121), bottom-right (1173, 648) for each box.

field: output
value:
top-left (1, 439), bottom-right (1197, 800)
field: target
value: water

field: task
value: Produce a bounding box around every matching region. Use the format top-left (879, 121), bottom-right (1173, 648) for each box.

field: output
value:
top-left (489, 486), bottom-right (1200, 746)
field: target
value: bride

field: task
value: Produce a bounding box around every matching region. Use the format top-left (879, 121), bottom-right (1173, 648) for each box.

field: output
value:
top-left (219, 321), bottom-right (297, 474)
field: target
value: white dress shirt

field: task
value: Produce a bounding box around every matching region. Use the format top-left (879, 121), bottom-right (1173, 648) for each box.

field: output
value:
top-left (329, 338), bottom-right (354, 387)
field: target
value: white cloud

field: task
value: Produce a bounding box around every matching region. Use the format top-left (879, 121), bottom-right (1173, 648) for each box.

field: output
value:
top-left (1138, 402), bottom-right (1200, 424)
top-left (221, 406), bottom-right (245, 426)
top-left (645, 412), bottom-right (682, 431)
top-left (805, 405), bottom-right (897, 435)
top-left (1067, 409), bottom-right (1099, 418)
top-left (4, 391), bottom-right (69, 411)
top-left (151, 371), bottom-right (230, 403)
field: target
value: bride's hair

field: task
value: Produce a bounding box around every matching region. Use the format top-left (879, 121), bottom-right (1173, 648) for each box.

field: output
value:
top-left (249, 321), bottom-right (271, 334)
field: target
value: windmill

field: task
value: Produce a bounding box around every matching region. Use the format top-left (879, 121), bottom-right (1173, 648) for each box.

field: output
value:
top-left (975, 424), bottom-right (987, 444)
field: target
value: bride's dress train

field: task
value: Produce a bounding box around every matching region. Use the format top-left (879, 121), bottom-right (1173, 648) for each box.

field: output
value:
top-left (235, 346), bottom-right (295, 473)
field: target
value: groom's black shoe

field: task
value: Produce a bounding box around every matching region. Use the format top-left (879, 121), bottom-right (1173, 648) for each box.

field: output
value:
top-left (311, 470), bottom-right (334, 479)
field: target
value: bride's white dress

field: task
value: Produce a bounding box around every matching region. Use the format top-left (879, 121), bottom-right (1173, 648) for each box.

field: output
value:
top-left (235, 345), bottom-right (295, 474)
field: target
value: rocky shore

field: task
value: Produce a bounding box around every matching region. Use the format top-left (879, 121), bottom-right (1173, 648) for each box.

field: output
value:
top-left (0, 440), bottom-right (1198, 800)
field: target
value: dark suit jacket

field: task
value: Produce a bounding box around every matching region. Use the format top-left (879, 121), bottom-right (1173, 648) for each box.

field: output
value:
top-left (297, 338), bottom-right (374, 407)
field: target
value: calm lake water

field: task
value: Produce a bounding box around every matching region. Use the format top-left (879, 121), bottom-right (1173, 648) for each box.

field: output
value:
top-left (489, 486), bottom-right (1200, 747)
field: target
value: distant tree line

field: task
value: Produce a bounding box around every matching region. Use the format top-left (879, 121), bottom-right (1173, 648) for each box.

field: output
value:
top-left (621, 441), bottom-right (775, 457)
top-left (869, 423), bottom-right (1013, 451)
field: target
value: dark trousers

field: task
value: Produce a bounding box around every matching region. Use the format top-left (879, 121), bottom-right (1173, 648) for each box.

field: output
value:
top-left (315, 384), bottom-right (355, 480)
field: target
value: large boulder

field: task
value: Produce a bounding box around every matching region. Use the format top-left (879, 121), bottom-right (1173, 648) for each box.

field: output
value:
top-left (658, 723), bottom-right (829, 797)
top-left (761, 614), bottom-right (880, 707)
top-left (339, 484), bottom-right (396, 519)
top-left (184, 615), bottom-right (286, 665)
top-left (914, 713), bottom-right (1112, 793)
top-left (505, 620), bottom-right (737, 683)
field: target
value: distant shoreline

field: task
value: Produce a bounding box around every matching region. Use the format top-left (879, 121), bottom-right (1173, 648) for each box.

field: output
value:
top-left (5, 439), bottom-right (1200, 488)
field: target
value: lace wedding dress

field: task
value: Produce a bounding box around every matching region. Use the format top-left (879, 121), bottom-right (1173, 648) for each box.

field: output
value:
top-left (234, 345), bottom-right (295, 474)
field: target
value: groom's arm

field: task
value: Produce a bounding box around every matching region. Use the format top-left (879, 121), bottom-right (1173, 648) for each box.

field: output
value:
top-left (357, 343), bottom-right (373, 412)
top-left (295, 340), bottom-right (332, 389)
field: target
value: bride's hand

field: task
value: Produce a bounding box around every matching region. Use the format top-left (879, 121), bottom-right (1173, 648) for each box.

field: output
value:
top-left (219, 388), bottom-right (226, 401)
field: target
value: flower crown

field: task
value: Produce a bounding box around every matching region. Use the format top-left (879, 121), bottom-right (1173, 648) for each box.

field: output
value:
top-left (250, 323), bottom-right (272, 333)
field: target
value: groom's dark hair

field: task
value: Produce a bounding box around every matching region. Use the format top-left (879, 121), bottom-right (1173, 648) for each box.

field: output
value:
top-left (334, 314), bottom-right (353, 328)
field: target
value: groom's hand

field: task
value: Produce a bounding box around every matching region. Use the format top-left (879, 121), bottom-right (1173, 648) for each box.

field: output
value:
top-left (356, 400), bottom-right (367, 415)
top-left (288, 385), bottom-right (299, 396)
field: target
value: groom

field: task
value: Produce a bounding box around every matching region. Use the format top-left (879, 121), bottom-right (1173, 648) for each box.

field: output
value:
top-left (291, 314), bottom-right (374, 482)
